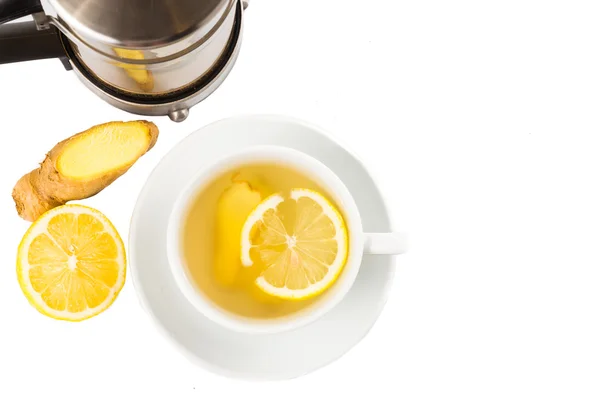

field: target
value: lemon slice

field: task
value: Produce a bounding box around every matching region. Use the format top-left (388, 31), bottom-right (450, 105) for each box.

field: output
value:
top-left (17, 205), bottom-right (126, 321)
top-left (240, 188), bottom-right (348, 300)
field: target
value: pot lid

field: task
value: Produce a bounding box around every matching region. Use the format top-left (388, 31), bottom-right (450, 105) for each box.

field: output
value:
top-left (47, 0), bottom-right (235, 48)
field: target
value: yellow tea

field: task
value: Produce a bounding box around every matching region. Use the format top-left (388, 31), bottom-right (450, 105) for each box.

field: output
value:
top-left (182, 163), bottom-right (348, 319)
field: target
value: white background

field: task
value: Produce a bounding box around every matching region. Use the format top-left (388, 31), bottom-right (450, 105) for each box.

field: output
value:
top-left (1, 0), bottom-right (599, 398)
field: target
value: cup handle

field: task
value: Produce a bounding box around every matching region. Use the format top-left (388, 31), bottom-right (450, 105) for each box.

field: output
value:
top-left (363, 232), bottom-right (407, 255)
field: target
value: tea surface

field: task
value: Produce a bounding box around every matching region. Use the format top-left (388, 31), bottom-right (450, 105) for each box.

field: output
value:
top-left (182, 163), bottom-right (345, 319)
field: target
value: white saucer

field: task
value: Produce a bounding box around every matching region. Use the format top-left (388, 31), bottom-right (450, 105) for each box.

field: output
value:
top-left (129, 115), bottom-right (397, 380)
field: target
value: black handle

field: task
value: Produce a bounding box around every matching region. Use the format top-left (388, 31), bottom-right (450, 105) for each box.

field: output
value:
top-left (0, 0), bottom-right (42, 24)
top-left (0, 0), bottom-right (66, 65)
top-left (0, 21), bottom-right (66, 64)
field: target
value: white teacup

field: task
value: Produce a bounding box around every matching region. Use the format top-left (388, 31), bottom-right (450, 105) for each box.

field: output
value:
top-left (167, 145), bottom-right (406, 334)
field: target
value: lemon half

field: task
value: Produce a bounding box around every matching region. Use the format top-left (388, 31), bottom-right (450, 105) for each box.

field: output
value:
top-left (17, 205), bottom-right (126, 321)
top-left (240, 188), bottom-right (348, 300)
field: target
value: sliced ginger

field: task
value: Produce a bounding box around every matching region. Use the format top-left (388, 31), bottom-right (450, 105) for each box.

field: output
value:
top-left (214, 180), bottom-right (262, 286)
top-left (13, 121), bottom-right (159, 221)
top-left (114, 48), bottom-right (154, 92)
top-left (213, 175), bottom-right (283, 305)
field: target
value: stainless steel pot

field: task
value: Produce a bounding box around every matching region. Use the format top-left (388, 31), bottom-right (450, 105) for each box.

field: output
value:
top-left (0, 0), bottom-right (248, 121)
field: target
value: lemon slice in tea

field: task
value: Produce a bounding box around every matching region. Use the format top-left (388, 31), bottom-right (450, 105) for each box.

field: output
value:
top-left (240, 188), bottom-right (348, 300)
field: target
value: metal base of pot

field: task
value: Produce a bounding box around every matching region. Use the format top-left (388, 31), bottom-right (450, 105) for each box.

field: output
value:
top-left (62, 0), bottom-right (244, 122)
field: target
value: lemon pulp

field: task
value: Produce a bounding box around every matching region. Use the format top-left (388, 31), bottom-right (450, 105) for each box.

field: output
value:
top-left (17, 205), bottom-right (126, 321)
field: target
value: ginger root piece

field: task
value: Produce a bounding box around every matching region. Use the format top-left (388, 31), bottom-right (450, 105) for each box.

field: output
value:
top-left (114, 48), bottom-right (155, 92)
top-left (13, 121), bottom-right (159, 222)
top-left (214, 177), bottom-right (282, 305)
top-left (214, 180), bottom-right (262, 286)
